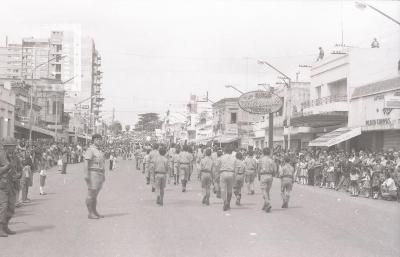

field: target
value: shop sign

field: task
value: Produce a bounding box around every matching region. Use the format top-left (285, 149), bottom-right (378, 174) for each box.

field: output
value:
top-left (238, 90), bottom-right (283, 114)
top-left (365, 118), bottom-right (391, 126)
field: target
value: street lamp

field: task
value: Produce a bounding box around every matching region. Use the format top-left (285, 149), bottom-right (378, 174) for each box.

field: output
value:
top-left (258, 83), bottom-right (271, 92)
top-left (355, 1), bottom-right (400, 26)
top-left (258, 59), bottom-right (292, 151)
top-left (225, 85), bottom-right (244, 94)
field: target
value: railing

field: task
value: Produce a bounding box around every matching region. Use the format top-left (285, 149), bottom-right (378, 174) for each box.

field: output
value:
top-left (301, 95), bottom-right (347, 109)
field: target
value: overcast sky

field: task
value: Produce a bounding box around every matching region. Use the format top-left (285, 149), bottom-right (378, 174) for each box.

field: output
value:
top-left (1, 0), bottom-right (399, 126)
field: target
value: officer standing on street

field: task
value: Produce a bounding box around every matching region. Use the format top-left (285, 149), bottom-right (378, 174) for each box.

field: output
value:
top-left (84, 134), bottom-right (106, 219)
top-left (0, 137), bottom-right (22, 237)
top-left (258, 148), bottom-right (277, 213)
top-left (280, 155), bottom-right (295, 208)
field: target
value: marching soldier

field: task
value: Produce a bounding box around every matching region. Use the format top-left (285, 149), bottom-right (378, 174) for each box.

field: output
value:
top-left (84, 134), bottom-right (106, 219)
top-left (280, 155), bottom-right (295, 208)
top-left (149, 144), bottom-right (160, 192)
top-left (144, 148), bottom-right (151, 184)
top-left (217, 146), bottom-right (236, 211)
top-left (154, 147), bottom-right (169, 206)
top-left (258, 148), bottom-right (277, 213)
top-left (213, 149), bottom-right (223, 198)
top-left (0, 137), bottom-right (23, 237)
top-left (178, 145), bottom-right (193, 192)
top-left (244, 150), bottom-right (257, 195)
top-left (199, 148), bottom-right (214, 205)
top-left (173, 147), bottom-right (181, 185)
top-left (233, 152), bottom-right (245, 206)
top-left (167, 144), bottom-right (176, 184)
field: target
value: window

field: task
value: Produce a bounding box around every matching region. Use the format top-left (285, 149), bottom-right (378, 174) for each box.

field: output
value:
top-left (316, 85), bottom-right (322, 99)
top-left (230, 112), bottom-right (237, 124)
top-left (52, 101), bottom-right (57, 115)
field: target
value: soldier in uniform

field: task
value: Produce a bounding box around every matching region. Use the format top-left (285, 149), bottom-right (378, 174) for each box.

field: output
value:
top-left (258, 148), bottom-right (277, 213)
top-left (244, 150), bottom-right (257, 195)
top-left (167, 144), bottom-right (176, 184)
top-left (280, 155), bottom-right (295, 208)
top-left (144, 148), bottom-right (151, 184)
top-left (0, 137), bottom-right (22, 236)
top-left (233, 152), bottom-right (245, 206)
top-left (199, 148), bottom-right (214, 205)
top-left (154, 147), bottom-right (168, 206)
top-left (178, 145), bottom-right (193, 192)
top-left (217, 146), bottom-right (236, 211)
top-left (173, 147), bottom-right (181, 185)
top-left (149, 144), bottom-right (160, 192)
top-left (84, 134), bottom-right (106, 219)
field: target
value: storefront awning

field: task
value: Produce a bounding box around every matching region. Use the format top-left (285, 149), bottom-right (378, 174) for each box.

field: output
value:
top-left (308, 127), bottom-right (361, 147)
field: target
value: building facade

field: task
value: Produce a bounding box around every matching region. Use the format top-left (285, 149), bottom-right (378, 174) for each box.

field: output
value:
top-left (295, 47), bottom-right (400, 151)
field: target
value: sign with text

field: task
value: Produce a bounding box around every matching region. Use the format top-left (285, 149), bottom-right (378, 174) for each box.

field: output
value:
top-left (238, 90), bottom-right (283, 114)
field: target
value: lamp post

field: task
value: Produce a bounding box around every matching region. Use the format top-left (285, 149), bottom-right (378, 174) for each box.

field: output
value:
top-left (225, 85), bottom-right (244, 94)
top-left (258, 59), bottom-right (292, 151)
top-left (355, 1), bottom-right (400, 26)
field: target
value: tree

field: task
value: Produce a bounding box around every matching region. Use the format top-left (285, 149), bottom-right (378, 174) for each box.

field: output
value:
top-left (134, 113), bottom-right (162, 132)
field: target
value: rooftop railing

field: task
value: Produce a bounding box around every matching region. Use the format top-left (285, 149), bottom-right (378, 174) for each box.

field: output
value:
top-left (301, 95), bottom-right (347, 109)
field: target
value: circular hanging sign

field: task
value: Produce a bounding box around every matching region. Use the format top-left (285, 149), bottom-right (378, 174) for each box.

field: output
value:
top-left (238, 90), bottom-right (283, 114)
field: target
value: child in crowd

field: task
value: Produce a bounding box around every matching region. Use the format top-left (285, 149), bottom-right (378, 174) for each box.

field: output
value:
top-left (349, 167), bottom-right (359, 197)
top-left (359, 167), bottom-right (371, 198)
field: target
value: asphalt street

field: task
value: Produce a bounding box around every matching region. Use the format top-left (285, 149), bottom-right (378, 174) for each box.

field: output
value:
top-left (0, 159), bottom-right (399, 257)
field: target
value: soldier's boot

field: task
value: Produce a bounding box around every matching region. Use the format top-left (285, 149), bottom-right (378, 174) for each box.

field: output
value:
top-left (216, 189), bottom-right (221, 198)
top-left (182, 180), bottom-right (186, 192)
top-left (202, 195), bottom-right (206, 204)
top-left (160, 192), bottom-right (164, 206)
top-left (236, 194), bottom-right (241, 206)
top-left (227, 193), bottom-right (232, 210)
top-left (223, 201), bottom-right (229, 211)
top-left (151, 187), bottom-right (155, 193)
top-left (3, 218), bottom-right (16, 235)
top-left (0, 223), bottom-right (8, 237)
top-left (93, 199), bottom-right (104, 218)
top-left (156, 196), bottom-right (161, 205)
top-left (265, 203), bottom-right (272, 213)
top-left (173, 175), bottom-right (177, 185)
top-left (86, 199), bottom-right (99, 219)
top-left (146, 177), bottom-right (150, 185)
top-left (205, 195), bottom-right (210, 206)
top-left (262, 202), bottom-right (267, 211)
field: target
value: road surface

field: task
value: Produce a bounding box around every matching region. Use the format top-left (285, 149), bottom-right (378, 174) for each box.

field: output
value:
top-left (1, 159), bottom-right (399, 257)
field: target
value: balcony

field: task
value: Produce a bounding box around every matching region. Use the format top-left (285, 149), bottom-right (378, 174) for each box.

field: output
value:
top-left (301, 95), bottom-right (347, 109)
top-left (290, 95), bottom-right (348, 128)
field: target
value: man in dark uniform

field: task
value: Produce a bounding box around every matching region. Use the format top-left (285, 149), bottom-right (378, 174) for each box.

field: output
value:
top-left (84, 134), bottom-right (106, 219)
top-left (0, 137), bottom-right (22, 236)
